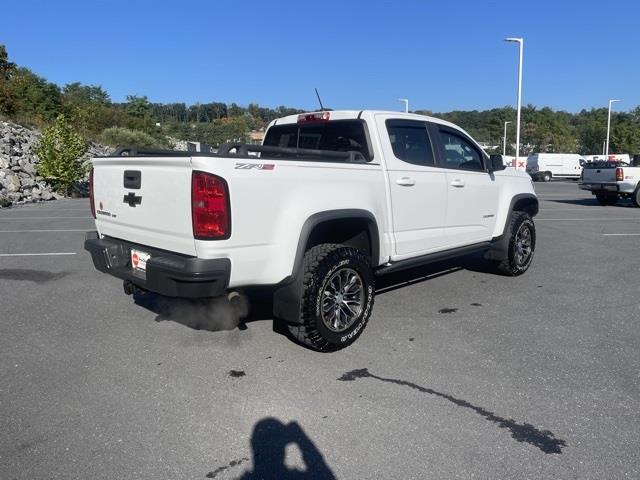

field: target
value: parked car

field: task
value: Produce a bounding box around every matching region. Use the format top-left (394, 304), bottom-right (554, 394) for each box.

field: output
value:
top-left (526, 153), bottom-right (585, 181)
top-left (85, 110), bottom-right (538, 351)
top-left (579, 155), bottom-right (640, 206)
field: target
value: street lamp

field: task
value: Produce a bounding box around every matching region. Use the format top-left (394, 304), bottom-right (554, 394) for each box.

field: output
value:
top-left (505, 37), bottom-right (523, 169)
top-left (503, 121), bottom-right (511, 157)
top-left (605, 99), bottom-right (620, 158)
top-left (398, 98), bottom-right (409, 113)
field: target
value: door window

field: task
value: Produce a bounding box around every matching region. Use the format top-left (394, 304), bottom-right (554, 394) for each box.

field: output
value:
top-left (439, 130), bottom-right (484, 171)
top-left (386, 120), bottom-right (435, 166)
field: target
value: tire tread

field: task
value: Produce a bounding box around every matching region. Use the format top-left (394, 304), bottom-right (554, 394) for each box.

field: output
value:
top-left (288, 244), bottom-right (373, 352)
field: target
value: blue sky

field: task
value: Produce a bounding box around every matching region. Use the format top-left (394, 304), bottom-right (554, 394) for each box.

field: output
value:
top-left (3, 0), bottom-right (638, 112)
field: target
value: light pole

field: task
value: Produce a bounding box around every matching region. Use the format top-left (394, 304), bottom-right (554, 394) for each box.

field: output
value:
top-left (503, 121), bottom-right (511, 156)
top-left (605, 99), bottom-right (620, 158)
top-left (505, 37), bottom-right (523, 169)
top-left (398, 98), bottom-right (409, 113)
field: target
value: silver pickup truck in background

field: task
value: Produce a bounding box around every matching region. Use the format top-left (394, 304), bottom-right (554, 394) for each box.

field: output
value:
top-left (579, 155), bottom-right (640, 206)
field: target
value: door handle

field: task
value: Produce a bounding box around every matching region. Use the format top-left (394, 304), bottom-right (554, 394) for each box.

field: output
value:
top-left (450, 179), bottom-right (465, 188)
top-left (396, 177), bottom-right (416, 186)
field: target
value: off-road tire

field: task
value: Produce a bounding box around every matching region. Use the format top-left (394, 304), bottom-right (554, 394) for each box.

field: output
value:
top-left (494, 211), bottom-right (536, 276)
top-left (595, 193), bottom-right (618, 206)
top-left (288, 244), bottom-right (375, 352)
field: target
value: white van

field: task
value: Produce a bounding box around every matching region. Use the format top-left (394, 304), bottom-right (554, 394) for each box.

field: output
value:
top-left (526, 153), bottom-right (585, 182)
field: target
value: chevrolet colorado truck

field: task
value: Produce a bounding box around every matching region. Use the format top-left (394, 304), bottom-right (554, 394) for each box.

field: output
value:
top-left (579, 155), bottom-right (640, 206)
top-left (85, 110), bottom-right (538, 351)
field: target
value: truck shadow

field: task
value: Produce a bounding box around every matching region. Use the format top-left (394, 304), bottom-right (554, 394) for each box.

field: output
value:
top-left (550, 198), bottom-right (636, 208)
top-left (376, 254), bottom-right (493, 295)
top-left (133, 255), bottom-right (494, 333)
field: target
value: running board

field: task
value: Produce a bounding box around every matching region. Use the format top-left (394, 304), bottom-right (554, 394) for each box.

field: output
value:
top-left (375, 242), bottom-right (491, 276)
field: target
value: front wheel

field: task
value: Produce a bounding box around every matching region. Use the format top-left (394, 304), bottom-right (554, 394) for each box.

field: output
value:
top-left (288, 244), bottom-right (375, 352)
top-left (494, 211), bottom-right (536, 276)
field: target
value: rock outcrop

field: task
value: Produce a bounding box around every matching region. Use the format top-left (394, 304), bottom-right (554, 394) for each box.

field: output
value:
top-left (0, 120), bottom-right (111, 207)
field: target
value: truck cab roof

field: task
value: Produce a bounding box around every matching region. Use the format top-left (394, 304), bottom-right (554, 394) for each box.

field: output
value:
top-left (268, 110), bottom-right (462, 131)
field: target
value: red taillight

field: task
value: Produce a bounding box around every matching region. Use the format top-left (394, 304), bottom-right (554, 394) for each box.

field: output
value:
top-left (89, 167), bottom-right (96, 218)
top-left (191, 171), bottom-right (230, 240)
top-left (297, 111), bottom-right (330, 124)
top-left (616, 167), bottom-right (624, 181)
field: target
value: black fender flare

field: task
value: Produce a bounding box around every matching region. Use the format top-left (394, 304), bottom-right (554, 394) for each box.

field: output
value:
top-left (485, 194), bottom-right (538, 261)
top-left (273, 209), bottom-right (380, 323)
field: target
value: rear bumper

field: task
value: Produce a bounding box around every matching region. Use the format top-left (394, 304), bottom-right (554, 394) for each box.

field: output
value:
top-left (84, 231), bottom-right (230, 298)
top-left (579, 182), bottom-right (619, 192)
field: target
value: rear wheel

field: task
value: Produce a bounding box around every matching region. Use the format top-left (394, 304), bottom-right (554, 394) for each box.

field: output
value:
top-left (542, 172), bottom-right (552, 182)
top-left (494, 211), bottom-right (536, 276)
top-left (288, 244), bottom-right (374, 352)
top-left (595, 193), bottom-right (618, 206)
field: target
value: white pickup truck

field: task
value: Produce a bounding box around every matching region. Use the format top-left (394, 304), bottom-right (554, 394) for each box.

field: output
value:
top-left (579, 156), bottom-right (640, 206)
top-left (85, 110), bottom-right (539, 351)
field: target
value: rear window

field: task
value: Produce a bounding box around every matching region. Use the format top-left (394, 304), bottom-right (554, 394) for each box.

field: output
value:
top-left (263, 120), bottom-right (372, 161)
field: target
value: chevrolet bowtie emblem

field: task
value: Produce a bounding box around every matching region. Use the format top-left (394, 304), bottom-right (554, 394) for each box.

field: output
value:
top-left (123, 192), bottom-right (142, 207)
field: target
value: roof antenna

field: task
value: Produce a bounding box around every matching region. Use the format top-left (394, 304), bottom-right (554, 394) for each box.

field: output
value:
top-left (314, 88), bottom-right (325, 111)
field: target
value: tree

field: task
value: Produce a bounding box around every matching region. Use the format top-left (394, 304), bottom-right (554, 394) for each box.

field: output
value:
top-left (0, 44), bottom-right (16, 80)
top-left (35, 114), bottom-right (87, 194)
top-left (62, 82), bottom-right (112, 135)
top-left (125, 95), bottom-right (152, 119)
top-left (0, 44), bottom-right (17, 114)
top-left (7, 67), bottom-right (63, 123)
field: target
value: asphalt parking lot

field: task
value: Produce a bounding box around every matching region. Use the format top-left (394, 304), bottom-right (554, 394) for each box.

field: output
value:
top-left (1, 181), bottom-right (639, 479)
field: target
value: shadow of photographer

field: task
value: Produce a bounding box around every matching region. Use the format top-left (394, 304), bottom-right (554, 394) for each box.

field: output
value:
top-left (236, 417), bottom-right (336, 480)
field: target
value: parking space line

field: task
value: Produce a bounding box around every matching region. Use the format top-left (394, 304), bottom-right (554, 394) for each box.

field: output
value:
top-left (0, 252), bottom-right (77, 256)
top-left (602, 233), bottom-right (640, 236)
top-left (0, 229), bottom-right (88, 233)
top-left (0, 217), bottom-right (92, 220)
top-left (537, 217), bottom-right (640, 221)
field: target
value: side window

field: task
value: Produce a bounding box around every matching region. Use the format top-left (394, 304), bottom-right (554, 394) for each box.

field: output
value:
top-left (386, 120), bottom-right (435, 166)
top-left (439, 130), bottom-right (484, 171)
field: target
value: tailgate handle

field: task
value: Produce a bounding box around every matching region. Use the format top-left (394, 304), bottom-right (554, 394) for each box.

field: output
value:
top-left (123, 170), bottom-right (141, 189)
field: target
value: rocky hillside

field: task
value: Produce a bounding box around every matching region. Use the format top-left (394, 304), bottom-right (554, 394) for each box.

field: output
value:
top-left (0, 121), bottom-right (111, 207)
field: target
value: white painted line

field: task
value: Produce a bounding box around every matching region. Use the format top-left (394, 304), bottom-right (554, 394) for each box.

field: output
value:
top-left (0, 229), bottom-right (88, 233)
top-left (537, 217), bottom-right (639, 221)
top-left (0, 252), bottom-right (77, 257)
top-left (602, 233), bottom-right (640, 236)
top-left (0, 216), bottom-right (92, 220)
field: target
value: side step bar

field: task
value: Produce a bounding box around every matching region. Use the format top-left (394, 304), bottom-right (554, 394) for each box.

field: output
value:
top-left (375, 242), bottom-right (491, 276)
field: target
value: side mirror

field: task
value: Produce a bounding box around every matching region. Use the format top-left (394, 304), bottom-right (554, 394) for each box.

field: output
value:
top-left (633, 154), bottom-right (640, 167)
top-left (489, 154), bottom-right (507, 172)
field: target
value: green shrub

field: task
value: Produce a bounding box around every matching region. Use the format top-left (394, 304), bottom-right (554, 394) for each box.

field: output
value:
top-left (35, 114), bottom-right (87, 195)
top-left (100, 126), bottom-right (163, 148)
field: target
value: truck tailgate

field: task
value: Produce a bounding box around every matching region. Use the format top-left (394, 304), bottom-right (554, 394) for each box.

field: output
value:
top-left (92, 156), bottom-right (196, 256)
top-left (582, 166), bottom-right (616, 183)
